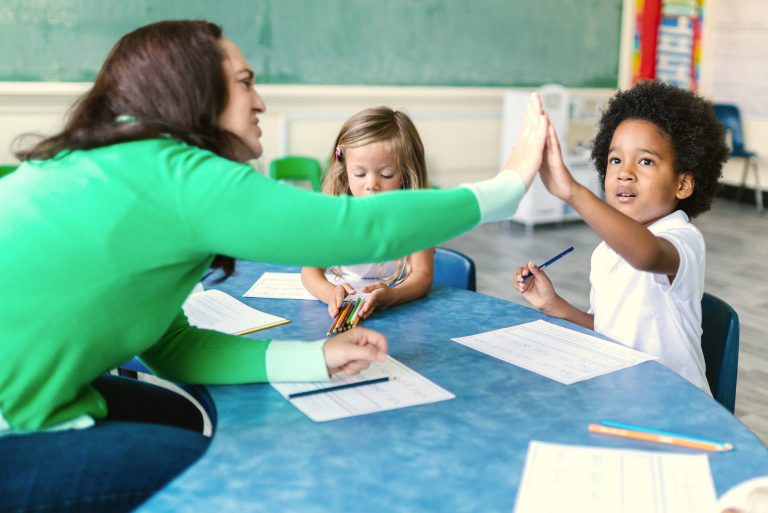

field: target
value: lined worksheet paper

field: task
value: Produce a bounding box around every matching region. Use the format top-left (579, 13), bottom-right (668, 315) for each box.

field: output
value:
top-left (452, 320), bottom-right (656, 384)
top-left (183, 289), bottom-right (289, 335)
top-left (514, 441), bottom-right (716, 513)
top-left (244, 272), bottom-right (317, 300)
top-left (272, 356), bottom-right (454, 422)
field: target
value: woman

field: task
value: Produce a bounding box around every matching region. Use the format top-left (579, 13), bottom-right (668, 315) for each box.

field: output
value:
top-left (0, 20), bottom-right (547, 512)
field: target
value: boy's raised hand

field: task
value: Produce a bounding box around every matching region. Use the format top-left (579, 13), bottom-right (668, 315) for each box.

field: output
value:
top-left (540, 123), bottom-right (578, 201)
top-left (327, 283), bottom-right (355, 318)
top-left (502, 93), bottom-right (549, 188)
top-left (323, 327), bottom-right (388, 375)
top-left (513, 262), bottom-right (560, 313)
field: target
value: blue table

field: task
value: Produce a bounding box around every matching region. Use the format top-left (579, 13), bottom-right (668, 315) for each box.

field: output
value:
top-left (139, 261), bottom-right (768, 513)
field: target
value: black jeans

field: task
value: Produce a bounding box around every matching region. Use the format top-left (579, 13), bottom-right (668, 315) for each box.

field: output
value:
top-left (0, 375), bottom-right (211, 513)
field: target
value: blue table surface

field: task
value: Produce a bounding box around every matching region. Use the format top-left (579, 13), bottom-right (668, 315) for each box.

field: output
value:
top-left (139, 261), bottom-right (768, 513)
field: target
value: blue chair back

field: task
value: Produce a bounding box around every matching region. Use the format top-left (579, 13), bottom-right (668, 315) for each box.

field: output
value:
top-left (269, 156), bottom-right (323, 192)
top-left (713, 104), bottom-right (754, 158)
top-left (701, 292), bottom-right (739, 412)
top-left (434, 247), bottom-right (476, 291)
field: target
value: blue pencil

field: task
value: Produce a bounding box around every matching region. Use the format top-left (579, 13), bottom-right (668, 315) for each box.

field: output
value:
top-left (521, 246), bottom-right (574, 282)
top-left (287, 376), bottom-right (390, 399)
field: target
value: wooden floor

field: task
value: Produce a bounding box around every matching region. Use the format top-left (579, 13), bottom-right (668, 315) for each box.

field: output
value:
top-left (443, 197), bottom-right (768, 444)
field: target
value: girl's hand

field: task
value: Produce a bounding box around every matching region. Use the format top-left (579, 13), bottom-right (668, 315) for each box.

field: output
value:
top-left (323, 327), bottom-right (388, 375)
top-left (540, 123), bottom-right (578, 201)
top-left (327, 283), bottom-right (355, 317)
top-left (359, 282), bottom-right (394, 319)
top-left (513, 262), bottom-right (562, 314)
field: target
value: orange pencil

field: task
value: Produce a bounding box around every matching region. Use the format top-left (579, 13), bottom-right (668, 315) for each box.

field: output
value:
top-left (588, 423), bottom-right (733, 452)
top-left (332, 301), bottom-right (354, 334)
top-left (326, 301), bottom-right (349, 336)
top-left (343, 298), bottom-right (362, 331)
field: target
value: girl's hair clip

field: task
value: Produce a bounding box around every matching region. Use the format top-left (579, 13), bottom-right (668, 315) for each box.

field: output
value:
top-left (335, 145), bottom-right (343, 160)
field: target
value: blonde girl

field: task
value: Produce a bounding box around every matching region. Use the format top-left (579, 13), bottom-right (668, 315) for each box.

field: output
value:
top-left (301, 107), bottom-right (434, 319)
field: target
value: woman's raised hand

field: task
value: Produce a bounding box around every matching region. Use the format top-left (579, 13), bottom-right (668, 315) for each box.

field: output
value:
top-left (501, 93), bottom-right (550, 189)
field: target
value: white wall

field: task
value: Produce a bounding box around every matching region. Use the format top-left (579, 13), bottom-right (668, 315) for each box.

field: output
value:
top-left (699, 0), bottom-right (768, 191)
top-left (2, 0), bottom-right (764, 192)
top-left (620, 0), bottom-right (768, 192)
top-left (0, 83), bottom-right (610, 188)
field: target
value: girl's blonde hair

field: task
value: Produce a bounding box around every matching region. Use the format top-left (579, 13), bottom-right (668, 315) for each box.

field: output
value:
top-left (323, 107), bottom-right (428, 195)
top-left (324, 107), bottom-right (428, 284)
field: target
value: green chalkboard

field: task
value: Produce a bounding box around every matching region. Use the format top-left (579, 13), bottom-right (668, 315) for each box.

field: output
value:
top-left (0, 0), bottom-right (622, 87)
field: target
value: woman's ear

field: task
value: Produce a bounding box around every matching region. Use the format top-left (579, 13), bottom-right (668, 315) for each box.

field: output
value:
top-left (676, 171), bottom-right (694, 200)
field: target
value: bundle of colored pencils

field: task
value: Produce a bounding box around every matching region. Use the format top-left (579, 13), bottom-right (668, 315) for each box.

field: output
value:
top-left (326, 297), bottom-right (365, 336)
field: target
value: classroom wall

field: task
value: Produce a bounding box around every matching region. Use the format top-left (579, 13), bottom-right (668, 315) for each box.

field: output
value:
top-left (699, 0), bottom-right (768, 193)
top-left (0, 83), bottom-right (610, 187)
top-left (1, 0), bottom-right (765, 192)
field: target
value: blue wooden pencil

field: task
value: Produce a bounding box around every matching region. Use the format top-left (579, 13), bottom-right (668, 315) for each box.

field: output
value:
top-left (521, 246), bottom-right (574, 282)
top-left (287, 376), bottom-right (390, 399)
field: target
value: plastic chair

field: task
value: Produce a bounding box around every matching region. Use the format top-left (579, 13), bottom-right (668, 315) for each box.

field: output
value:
top-left (269, 156), bottom-right (322, 192)
top-left (701, 292), bottom-right (740, 413)
top-left (0, 164), bottom-right (18, 180)
top-left (434, 247), bottom-right (476, 291)
top-left (712, 104), bottom-right (763, 211)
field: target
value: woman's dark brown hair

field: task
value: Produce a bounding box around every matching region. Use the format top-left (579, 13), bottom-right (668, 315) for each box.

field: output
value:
top-left (16, 20), bottom-right (252, 278)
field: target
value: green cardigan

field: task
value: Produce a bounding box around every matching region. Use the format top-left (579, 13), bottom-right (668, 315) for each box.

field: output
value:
top-left (0, 138), bottom-right (524, 432)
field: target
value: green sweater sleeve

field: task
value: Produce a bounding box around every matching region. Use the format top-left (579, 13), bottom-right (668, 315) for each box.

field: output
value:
top-left (140, 310), bottom-right (331, 384)
top-left (139, 142), bottom-right (528, 385)
top-left (165, 145), bottom-right (484, 266)
top-left (140, 310), bottom-right (271, 384)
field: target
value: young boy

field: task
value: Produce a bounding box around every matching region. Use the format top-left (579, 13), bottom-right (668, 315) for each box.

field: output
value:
top-left (514, 80), bottom-right (728, 393)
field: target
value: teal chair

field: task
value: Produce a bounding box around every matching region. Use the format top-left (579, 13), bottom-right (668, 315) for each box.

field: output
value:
top-left (434, 247), bottom-right (476, 291)
top-left (0, 164), bottom-right (18, 180)
top-left (269, 156), bottom-right (322, 192)
top-left (713, 104), bottom-right (762, 211)
top-left (701, 292), bottom-right (739, 412)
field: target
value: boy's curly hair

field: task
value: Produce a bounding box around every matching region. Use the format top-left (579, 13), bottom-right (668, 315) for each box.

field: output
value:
top-left (590, 80), bottom-right (729, 218)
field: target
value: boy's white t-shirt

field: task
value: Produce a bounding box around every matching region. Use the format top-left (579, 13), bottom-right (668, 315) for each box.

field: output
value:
top-left (589, 210), bottom-right (711, 394)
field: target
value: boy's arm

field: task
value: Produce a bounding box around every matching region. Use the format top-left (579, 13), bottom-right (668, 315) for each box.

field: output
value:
top-left (540, 125), bottom-right (681, 277)
top-left (358, 248), bottom-right (434, 318)
top-left (514, 262), bottom-right (594, 330)
top-left (300, 266), bottom-right (353, 317)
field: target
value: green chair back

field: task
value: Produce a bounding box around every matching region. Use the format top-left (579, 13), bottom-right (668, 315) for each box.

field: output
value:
top-left (269, 156), bottom-right (322, 192)
top-left (0, 164), bottom-right (18, 180)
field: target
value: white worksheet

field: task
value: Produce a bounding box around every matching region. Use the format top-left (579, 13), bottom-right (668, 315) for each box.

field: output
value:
top-left (452, 320), bottom-right (656, 385)
top-left (244, 272), bottom-right (317, 300)
top-left (183, 289), bottom-right (289, 335)
top-left (513, 441), bottom-right (716, 513)
top-left (272, 356), bottom-right (454, 422)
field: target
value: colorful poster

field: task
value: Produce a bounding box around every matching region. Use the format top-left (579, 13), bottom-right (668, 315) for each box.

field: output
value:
top-left (632, 0), bottom-right (662, 83)
top-left (655, 0), bottom-right (704, 89)
top-left (633, 0), bottom-right (704, 90)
